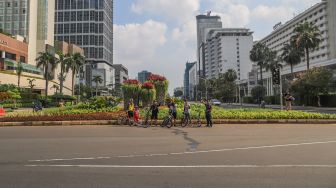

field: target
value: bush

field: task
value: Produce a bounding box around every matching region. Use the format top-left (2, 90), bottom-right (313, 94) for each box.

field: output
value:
top-left (320, 94), bottom-right (336, 107)
top-left (50, 94), bottom-right (76, 102)
top-left (243, 96), bottom-right (255, 104)
top-left (251, 86), bottom-right (266, 101)
top-left (264, 96), bottom-right (280, 105)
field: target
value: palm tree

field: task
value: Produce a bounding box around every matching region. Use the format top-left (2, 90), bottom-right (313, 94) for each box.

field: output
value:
top-left (250, 43), bottom-right (268, 86)
top-left (51, 84), bottom-right (60, 94)
top-left (27, 78), bottom-right (36, 96)
top-left (265, 51), bottom-right (283, 73)
top-left (92, 75), bottom-right (103, 96)
top-left (36, 52), bottom-right (57, 97)
top-left (56, 51), bottom-right (69, 94)
top-left (292, 22), bottom-right (321, 70)
top-left (16, 61), bottom-right (23, 87)
top-left (67, 53), bottom-right (85, 96)
top-left (224, 69), bottom-right (238, 82)
top-left (281, 42), bottom-right (303, 79)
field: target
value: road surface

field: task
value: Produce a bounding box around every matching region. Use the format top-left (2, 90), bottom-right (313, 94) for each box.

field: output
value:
top-left (1, 124), bottom-right (336, 188)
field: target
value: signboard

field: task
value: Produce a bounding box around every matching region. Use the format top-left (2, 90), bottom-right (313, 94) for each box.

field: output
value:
top-left (0, 39), bottom-right (8, 46)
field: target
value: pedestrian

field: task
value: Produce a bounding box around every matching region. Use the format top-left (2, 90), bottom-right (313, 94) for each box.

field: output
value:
top-left (203, 99), bottom-right (213, 127)
top-left (284, 92), bottom-right (294, 111)
top-left (126, 98), bottom-right (135, 120)
top-left (150, 100), bottom-right (159, 126)
top-left (183, 99), bottom-right (191, 124)
top-left (133, 106), bottom-right (140, 125)
top-left (168, 98), bottom-right (177, 126)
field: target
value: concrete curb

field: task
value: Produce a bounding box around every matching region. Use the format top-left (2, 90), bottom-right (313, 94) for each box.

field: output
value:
top-left (1, 119), bottom-right (336, 127)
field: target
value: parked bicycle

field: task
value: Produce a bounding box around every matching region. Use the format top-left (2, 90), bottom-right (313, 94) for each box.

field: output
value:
top-left (161, 113), bottom-right (174, 128)
top-left (117, 111), bottom-right (133, 126)
top-left (180, 112), bottom-right (191, 127)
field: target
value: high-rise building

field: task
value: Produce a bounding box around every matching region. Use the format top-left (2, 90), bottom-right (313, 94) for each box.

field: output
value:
top-left (138, 70), bottom-right (152, 84)
top-left (112, 64), bottom-right (128, 95)
top-left (183, 62), bottom-right (196, 99)
top-left (196, 14), bottom-right (222, 76)
top-left (0, 0), bottom-right (28, 37)
top-left (54, 0), bottom-right (114, 89)
top-left (256, 0), bottom-right (336, 96)
top-left (204, 28), bottom-right (253, 80)
top-left (188, 63), bottom-right (198, 100)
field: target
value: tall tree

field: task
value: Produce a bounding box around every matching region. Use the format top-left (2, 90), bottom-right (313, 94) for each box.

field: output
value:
top-left (250, 43), bottom-right (268, 86)
top-left (265, 50), bottom-right (282, 73)
top-left (292, 22), bottom-right (321, 70)
top-left (27, 78), bottom-right (36, 95)
top-left (36, 52), bottom-right (57, 97)
top-left (67, 53), bottom-right (85, 96)
top-left (92, 75), bottom-right (103, 96)
top-left (56, 51), bottom-right (69, 94)
top-left (281, 42), bottom-right (303, 79)
top-left (16, 61), bottom-right (23, 87)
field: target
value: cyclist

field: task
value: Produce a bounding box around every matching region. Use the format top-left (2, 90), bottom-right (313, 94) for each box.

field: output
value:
top-left (168, 98), bottom-right (177, 126)
top-left (150, 100), bottom-right (159, 126)
top-left (126, 98), bottom-right (135, 120)
top-left (203, 99), bottom-right (213, 127)
top-left (133, 106), bottom-right (140, 125)
top-left (183, 99), bottom-right (191, 124)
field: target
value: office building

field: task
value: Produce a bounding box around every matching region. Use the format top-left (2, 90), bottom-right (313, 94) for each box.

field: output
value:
top-left (183, 62), bottom-right (196, 99)
top-left (204, 28), bottom-right (253, 80)
top-left (257, 0), bottom-right (336, 96)
top-left (188, 63), bottom-right (198, 100)
top-left (138, 70), bottom-right (152, 84)
top-left (0, 0), bottom-right (28, 37)
top-left (112, 64), bottom-right (128, 95)
top-left (196, 14), bottom-right (222, 76)
top-left (54, 0), bottom-right (114, 89)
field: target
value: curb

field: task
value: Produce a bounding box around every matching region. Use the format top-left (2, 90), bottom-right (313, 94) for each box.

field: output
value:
top-left (1, 119), bottom-right (336, 127)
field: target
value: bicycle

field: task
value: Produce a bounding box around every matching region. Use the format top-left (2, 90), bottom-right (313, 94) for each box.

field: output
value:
top-left (196, 110), bottom-right (202, 127)
top-left (161, 113), bottom-right (174, 128)
top-left (142, 107), bottom-right (151, 128)
top-left (117, 111), bottom-right (132, 126)
top-left (180, 112), bottom-right (191, 127)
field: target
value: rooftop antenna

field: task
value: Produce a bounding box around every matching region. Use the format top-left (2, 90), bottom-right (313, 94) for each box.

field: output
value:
top-left (207, 11), bottom-right (211, 16)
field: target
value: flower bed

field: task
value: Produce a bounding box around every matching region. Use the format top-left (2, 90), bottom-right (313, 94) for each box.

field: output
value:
top-left (0, 111), bottom-right (125, 122)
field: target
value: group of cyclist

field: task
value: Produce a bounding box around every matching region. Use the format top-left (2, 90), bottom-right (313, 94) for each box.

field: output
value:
top-left (125, 98), bottom-right (213, 127)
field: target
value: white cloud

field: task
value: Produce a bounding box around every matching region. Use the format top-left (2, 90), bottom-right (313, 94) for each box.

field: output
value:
top-left (114, 20), bottom-right (167, 68)
top-left (131, 0), bottom-right (200, 22)
top-left (251, 5), bottom-right (295, 23)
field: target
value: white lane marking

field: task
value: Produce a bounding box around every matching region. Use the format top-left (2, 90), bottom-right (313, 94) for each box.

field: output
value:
top-left (25, 165), bottom-right (336, 168)
top-left (28, 140), bottom-right (336, 162)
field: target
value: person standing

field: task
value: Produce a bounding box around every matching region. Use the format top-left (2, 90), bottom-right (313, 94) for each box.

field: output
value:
top-left (150, 100), bottom-right (159, 126)
top-left (127, 98), bottom-right (135, 119)
top-left (284, 92), bottom-right (294, 111)
top-left (183, 99), bottom-right (191, 124)
top-left (168, 99), bottom-right (177, 126)
top-left (204, 99), bottom-right (213, 127)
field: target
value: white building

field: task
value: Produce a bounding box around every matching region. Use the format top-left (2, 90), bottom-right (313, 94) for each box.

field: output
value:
top-left (196, 14), bottom-right (222, 76)
top-left (204, 28), bottom-right (253, 80)
top-left (257, 0), bottom-right (336, 96)
top-left (91, 63), bottom-right (115, 95)
top-left (188, 63), bottom-right (198, 100)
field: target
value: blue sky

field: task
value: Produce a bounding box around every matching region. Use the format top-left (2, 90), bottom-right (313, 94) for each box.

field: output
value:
top-left (114, 0), bottom-right (321, 93)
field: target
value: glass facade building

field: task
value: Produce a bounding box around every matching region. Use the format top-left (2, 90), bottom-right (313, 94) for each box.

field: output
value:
top-left (0, 0), bottom-right (28, 37)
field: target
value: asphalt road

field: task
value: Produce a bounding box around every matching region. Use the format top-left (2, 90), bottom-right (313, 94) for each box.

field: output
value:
top-left (1, 124), bottom-right (336, 188)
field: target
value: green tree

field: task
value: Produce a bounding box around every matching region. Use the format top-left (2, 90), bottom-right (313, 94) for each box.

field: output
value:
top-left (281, 42), bottom-right (303, 79)
top-left (265, 50), bottom-right (283, 73)
top-left (16, 61), bottom-right (23, 88)
top-left (291, 67), bottom-right (333, 107)
top-left (56, 51), bottom-right (69, 94)
top-left (223, 69), bottom-right (238, 82)
top-left (67, 53), bottom-right (85, 96)
top-left (36, 52), bottom-right (57, 97)
top-left (51, 84), bottom-right (60, 94)
top-left (174, 89), bottom-right (183, 98)
top-left (92, 75), bottom-right (103, 96)
top-left (250, 43), bottom-right (268, 86)
top-left (251, 85), bottom-right (266, 102)
top-left (292, 22), bottom-right (321, 70)
top-left (27, 78), bottom-right (36, 94)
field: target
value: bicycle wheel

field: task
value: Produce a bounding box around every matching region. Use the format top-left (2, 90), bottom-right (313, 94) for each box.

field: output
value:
top-left (161, 117), bottom-right (169, 127)
top-left (143, 118), bottom-right (150, 128)
top-left (166, 118), bottom-right (173, 128)
top-left (180, 117), bottom-right (187, 127)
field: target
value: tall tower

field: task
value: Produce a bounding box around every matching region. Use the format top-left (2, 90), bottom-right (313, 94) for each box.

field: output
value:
top-left (326, 0), bottom-right (336, 59)
top-left (54, 0), bottom-right (114, 88)
top-left (196, 14), bottom-right (222, 77)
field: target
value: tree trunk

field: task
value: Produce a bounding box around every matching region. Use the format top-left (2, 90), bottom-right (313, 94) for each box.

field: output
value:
top-left (72, 71), bottom-right (75, 96)
top-left (317, 95), bottom-right (321, 107)
top-left (45, 65), bottom-right (49, 97)
top-left (96, 85), bottom-right (98, 97)
top-left (290, 63), bottom-right (294, 80)
top-left (60, 66), bottom-right (64, 94)
top-left (17, 75), bottom-right (20, 87)
top-left (306, 47), bottom-right (310, 70)
top-left (259, 65), bottom-right (263, 86)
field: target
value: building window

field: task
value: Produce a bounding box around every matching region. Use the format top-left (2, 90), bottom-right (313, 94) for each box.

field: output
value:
top-left (64, 12), bottom-right (70, 21)
top-left (83, 11), bottom-right (89, 21)
top-left (90, 23), bottom-right (95, 33)
top-left (71, 0), bottom-right (77, 9)
top-left (98, 35), bottom-right (103, 46)
top-left (71, 12), bottom-right (76, 21)
top-left (83, 23), bottom-right (89, 33)
top-left (58, 0), bottom-right (64, 9)
top-left (57, 36), bottom-right (63, 41)
top-left (90, 11), bottom-right (95, 21)
top-left (64, 24), bottom-right (70, 33)
top-left (77, 11), bottom-right (82, 21)
top-left (84, 0), bottom-right (89, 9)
top-left (57, 12), bottom-right (63, 22)
top-left (6, 2), bottom-right (11, 7)
top-left (98, 23), bottom-right (103, 33)
top-left (64, 36), bottom-right (70, 43)
top-left (57, 24), bottom-right (63, 34)
top-left (64, 0), bottom-right (70, 9)
top-left (90, 35), bottom-right (95, 45)
top-left (70, 35), bottom-right (76, 44)
top-left (98, 11), bottom-right (103, 21)
top-left (83, 35), bottom-right (89, 45)
top-left (70, 23), bottom-right (76, 33)
top-left (76, 35), bottom-right (82, 45)
top-left (77, 23), bottom-right (82, 33)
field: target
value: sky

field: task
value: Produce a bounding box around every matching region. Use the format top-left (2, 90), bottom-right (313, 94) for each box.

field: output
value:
top-left (114, 0), bottom-right (321, 94)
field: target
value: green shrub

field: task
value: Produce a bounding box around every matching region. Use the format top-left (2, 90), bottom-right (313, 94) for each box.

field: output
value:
top-left (243, 96), bottom-right (254, 104)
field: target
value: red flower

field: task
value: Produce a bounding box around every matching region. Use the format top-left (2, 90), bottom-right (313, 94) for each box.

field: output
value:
top-left (123, 79), bottom-right (140, 85)
top-left (142, 82), bottom-right (154, 89)
top-left (148, 74), bottom-right (166, 82)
